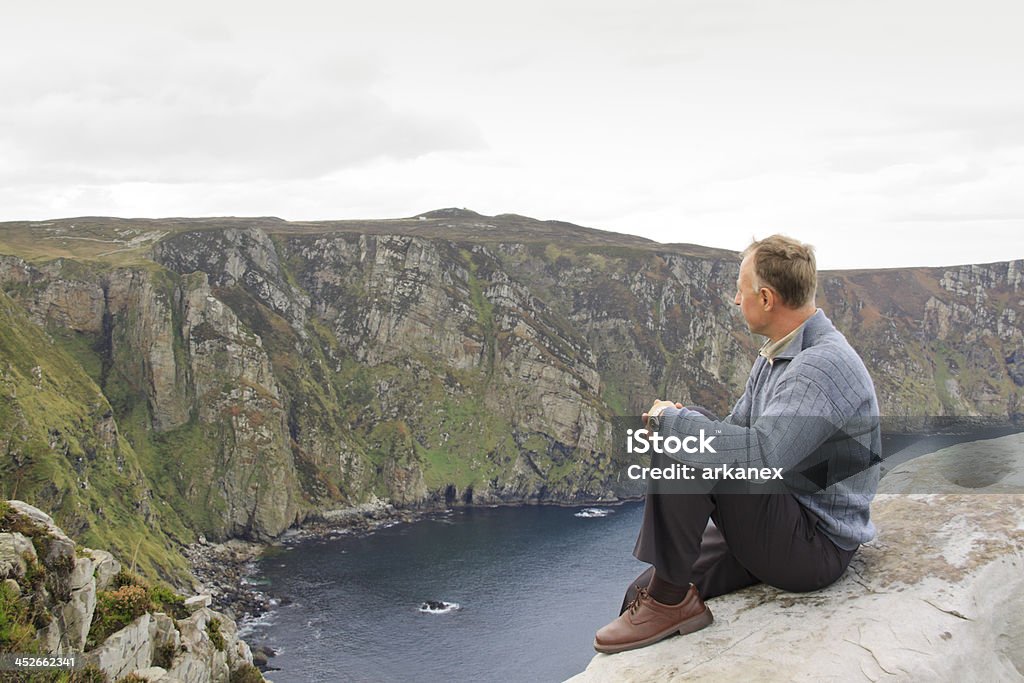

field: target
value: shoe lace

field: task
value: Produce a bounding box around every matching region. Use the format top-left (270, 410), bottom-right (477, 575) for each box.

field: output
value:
top-left (627, 586), bottom-right (650, 615)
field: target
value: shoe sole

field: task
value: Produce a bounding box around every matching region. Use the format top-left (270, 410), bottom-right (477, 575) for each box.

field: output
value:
top-left (592, 606), bottom-right (714, 655)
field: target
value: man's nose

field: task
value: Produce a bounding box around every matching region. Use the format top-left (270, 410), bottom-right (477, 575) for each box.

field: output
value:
top-left (733, 292), bottom-right (741, 305)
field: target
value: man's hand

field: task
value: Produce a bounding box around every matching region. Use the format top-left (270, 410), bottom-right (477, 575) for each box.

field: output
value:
top-left (642, 400), bottom-right (684, 429)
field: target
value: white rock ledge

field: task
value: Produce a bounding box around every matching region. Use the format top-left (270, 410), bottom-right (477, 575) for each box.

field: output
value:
top-left (569, 448), bottom-right (1024, 682)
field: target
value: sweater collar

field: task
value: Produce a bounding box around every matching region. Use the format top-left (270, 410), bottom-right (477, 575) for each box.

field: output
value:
top-left (760, 309), bottom-right (828, 364)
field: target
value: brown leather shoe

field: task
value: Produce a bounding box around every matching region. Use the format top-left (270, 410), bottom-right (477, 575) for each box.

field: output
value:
top-left (593, 584), bottom-right (713, 654)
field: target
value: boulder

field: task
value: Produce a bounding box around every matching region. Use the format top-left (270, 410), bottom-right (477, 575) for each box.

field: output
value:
top-left (150, 611), bottom-right (181, 654)
top-left (60, 553), bottom-right (97, 650)
top-left (184, 594), bottom-right (212, 612)
top-left (6, 500), bottom-right (76, 572)
top-left (84, 613), bottom-right (155, 681)
top-left (132, 667), bottom-right (182, 682)
top-left (87, 548), bottom-right (121, 591)
top-left (6, 500), bottom-right (58, 528)
top-left (168, 607), bottom-right (231, 683)
top-left (0, 532), bottom-right (36, 580)
top-left (570, 490), bottom-right (1024, 681)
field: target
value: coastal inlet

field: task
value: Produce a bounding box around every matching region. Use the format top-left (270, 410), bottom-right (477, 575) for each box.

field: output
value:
top-left (239, 504), bottom-right (646, 683)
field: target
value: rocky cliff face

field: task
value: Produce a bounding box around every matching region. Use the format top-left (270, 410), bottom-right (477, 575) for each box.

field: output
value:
top-left (0, 275), bottom-right (192, 582)
top-left (819, 261), bottom-right (1024, 417)
top-left (1, 214), bottom-right (1022, 555)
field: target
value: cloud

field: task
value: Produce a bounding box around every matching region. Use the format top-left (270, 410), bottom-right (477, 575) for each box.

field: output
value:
top-left (0, 42), bottom-right (482, 185)
top-left (822, 102), bottom-right (1024, 174)
top-left (892, 211), bottom-right (1024, 223)
top-left (176, 18), bottom-right (234, 44)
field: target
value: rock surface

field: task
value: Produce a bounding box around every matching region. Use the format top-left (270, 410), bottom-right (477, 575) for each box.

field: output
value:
top-left (0, 500), bottom-right (261, 682)
top-left (85, 612), bottom-right (161, 680)
top-left (0, 531), bottom-right (35, 580)
top-left (570, 441), bottom-right (1024, 681)
top-left (879, 432), bottom-right (1024, 494)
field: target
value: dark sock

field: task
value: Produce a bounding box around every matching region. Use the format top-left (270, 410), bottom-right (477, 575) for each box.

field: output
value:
top-left (647, 572), bottom-right (688, 605)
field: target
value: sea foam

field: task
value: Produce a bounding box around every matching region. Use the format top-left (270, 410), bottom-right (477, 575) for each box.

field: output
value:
top-left (574, 508), bottom-right (614, 518)
top-left (418, 600), bottom-right (461, 614)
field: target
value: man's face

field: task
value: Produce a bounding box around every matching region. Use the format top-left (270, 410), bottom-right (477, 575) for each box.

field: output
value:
top-left (734, 255), bottom-right (769, 335)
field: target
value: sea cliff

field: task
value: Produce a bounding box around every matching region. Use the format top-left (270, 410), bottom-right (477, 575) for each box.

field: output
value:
top-left (1, 211), bottom-right (1021, 580)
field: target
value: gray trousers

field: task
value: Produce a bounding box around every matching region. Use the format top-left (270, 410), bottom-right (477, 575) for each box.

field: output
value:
top-left (621, 432), bottom-right (856, 612)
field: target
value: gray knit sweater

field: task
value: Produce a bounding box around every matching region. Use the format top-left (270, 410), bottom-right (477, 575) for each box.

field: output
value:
top-left (657, 309), bottom-right (881, 550)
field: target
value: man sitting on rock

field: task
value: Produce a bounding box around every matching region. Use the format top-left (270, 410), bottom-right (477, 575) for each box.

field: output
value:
top-left (595, 235), bottom-right (881, 654)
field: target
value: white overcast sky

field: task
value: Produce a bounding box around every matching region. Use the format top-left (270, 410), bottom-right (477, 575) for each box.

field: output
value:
top-left (2, 0), bottom-right (1023, 269)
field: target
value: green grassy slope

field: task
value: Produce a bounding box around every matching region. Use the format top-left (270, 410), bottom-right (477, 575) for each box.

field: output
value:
top-left (0, 289), bottom-right (192, 584)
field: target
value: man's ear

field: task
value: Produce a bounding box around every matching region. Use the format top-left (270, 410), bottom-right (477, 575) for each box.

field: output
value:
top-left (760, 287), bottom-right (774, 311)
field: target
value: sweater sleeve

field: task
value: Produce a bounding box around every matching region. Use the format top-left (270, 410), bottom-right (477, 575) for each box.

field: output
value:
top-left (657, 373), bottom-right (843, 473)
top-left (722, 377), bottom-right (753, 427)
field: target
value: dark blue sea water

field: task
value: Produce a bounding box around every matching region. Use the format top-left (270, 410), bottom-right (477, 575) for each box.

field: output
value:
top-left (242, 503), bottom-right (647, 683)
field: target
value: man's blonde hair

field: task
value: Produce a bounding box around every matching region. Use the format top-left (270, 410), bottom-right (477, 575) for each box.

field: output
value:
top-left (741, 235), bottom-right (817, 308)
